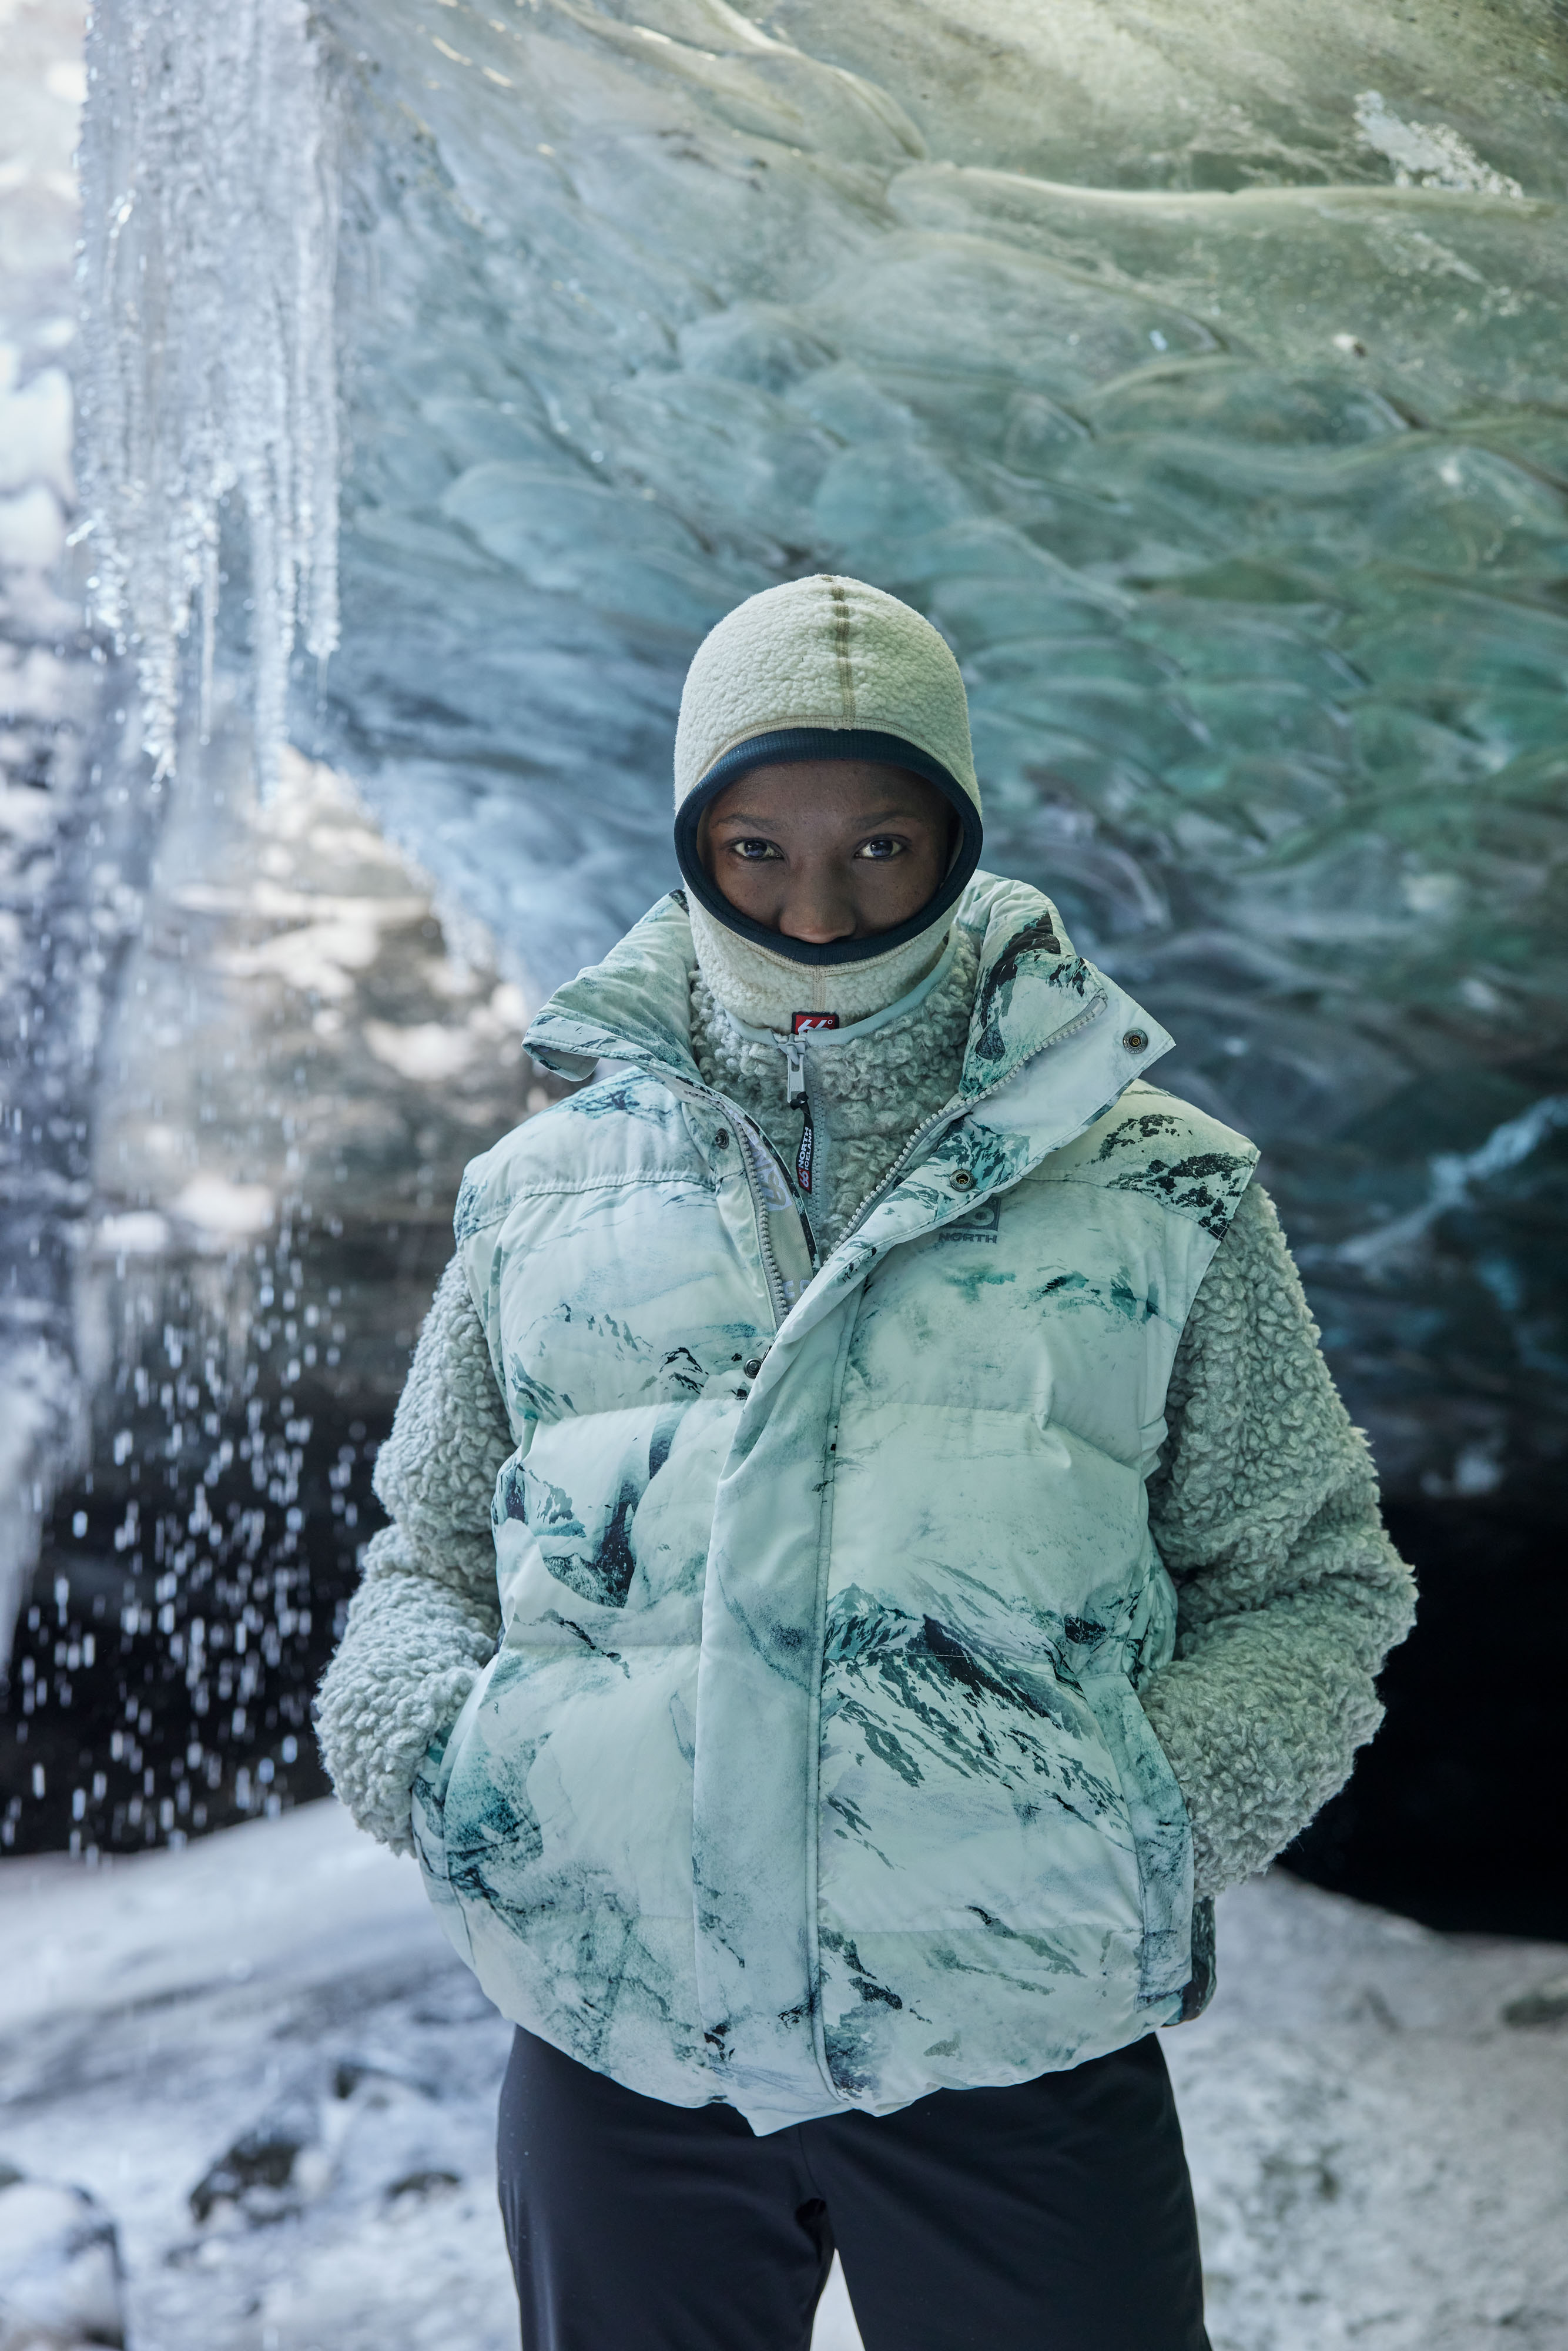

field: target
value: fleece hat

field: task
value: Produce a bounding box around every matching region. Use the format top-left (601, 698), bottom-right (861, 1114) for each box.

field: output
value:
top-left (673, 575), bottom-right (984, 1027)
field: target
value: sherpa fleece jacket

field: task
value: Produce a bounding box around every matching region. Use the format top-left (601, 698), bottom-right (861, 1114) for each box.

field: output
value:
top-left (316, 876), bottom-right (1415, 2130)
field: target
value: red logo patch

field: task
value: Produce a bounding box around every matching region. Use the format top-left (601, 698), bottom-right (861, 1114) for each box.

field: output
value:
top-left (790, 1012), bottom-right (840, 1034)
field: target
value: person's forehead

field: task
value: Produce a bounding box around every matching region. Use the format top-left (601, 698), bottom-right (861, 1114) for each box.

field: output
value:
top-left (711, 760), bottom-right (939, 813)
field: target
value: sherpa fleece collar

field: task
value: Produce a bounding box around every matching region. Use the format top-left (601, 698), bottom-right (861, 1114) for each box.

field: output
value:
top-left (525, 873), bottom-right (1170, 1120)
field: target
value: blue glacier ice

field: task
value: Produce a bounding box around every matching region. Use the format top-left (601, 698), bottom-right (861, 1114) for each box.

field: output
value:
top-left (78, 0), bottom-right (1568, 1508)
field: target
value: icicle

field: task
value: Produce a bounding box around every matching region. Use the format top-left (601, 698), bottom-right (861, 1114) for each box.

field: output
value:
top-left (76, 0), bottom-right (340, 788)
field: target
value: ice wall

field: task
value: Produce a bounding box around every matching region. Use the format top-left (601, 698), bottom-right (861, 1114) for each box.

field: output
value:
top-left (78, 0), bottom-right (1568, 1502)
top-left (78, 0), bottom-right (339, 780)
top-left (0, 0), bottom-right (138, 1663)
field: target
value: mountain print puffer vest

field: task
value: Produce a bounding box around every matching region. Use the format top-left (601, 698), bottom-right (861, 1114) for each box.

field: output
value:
top-left (411, 874), bottom-right (1258, 2132)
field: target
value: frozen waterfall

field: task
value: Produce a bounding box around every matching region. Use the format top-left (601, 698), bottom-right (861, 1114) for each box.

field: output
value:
top-left (78, 0), bottom-right (339, 781)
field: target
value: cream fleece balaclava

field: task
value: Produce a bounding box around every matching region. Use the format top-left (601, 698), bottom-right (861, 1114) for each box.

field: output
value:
top-left (673, 575), bottom-right (983, 1029)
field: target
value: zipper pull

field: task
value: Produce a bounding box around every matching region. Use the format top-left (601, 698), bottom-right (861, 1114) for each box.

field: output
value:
top-left (796, 1105), bottom-right (815, 1194)
top-left (787, 1011), bottom-right (837, 1109)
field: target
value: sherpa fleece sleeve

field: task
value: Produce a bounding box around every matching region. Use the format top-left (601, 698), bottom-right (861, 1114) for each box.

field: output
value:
top-left (1140, 1183), bottom-right (1416, 1899)
top-left (315, 1255), bottom-right (508, 1854)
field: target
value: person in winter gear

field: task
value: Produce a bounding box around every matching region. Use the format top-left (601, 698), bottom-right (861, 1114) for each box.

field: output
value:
top-left (317, 574), bottom-right (1415, 2349)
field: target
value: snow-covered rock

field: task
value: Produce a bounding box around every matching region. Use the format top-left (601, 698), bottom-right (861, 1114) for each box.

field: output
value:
top-left (0, 2172), bottom-right (125, 2351)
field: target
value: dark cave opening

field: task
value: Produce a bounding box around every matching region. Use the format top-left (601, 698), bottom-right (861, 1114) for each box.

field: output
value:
top-left (1281, 1483), bottom-right (1568, 1944)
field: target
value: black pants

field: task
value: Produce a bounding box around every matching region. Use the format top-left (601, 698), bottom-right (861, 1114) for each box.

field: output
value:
top-left (497, 2028), bottom-right (1210, 2351)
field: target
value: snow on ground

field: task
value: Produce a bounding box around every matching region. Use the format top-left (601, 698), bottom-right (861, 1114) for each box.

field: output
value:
top-left (1, 1803), bottom-right (1564, 2351)
top-left (1, 1802), bottom-right (518, 2351)
top-left (1167, 1888), bottom-right (1568, 2349)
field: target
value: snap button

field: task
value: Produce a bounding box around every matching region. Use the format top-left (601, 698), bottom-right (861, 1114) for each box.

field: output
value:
top-left (713, 1128), bottom-right (730, 1148)
top-left (950, 1168), bottom-right (974, 1190)
top-left (1122, 1030), bottom-right (1148, 1054)
top-left (742, 1358), bottom-right (762, 1379)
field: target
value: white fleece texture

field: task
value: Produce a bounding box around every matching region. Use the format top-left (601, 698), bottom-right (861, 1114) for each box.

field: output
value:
top-left (673, 573), bottom-right (979, 813)
top-left (1140, 1184), bottom-right (1416, 1895)
top-left (314, 1255), bottom-right (506, 1855)
top-left (689, 927), bottom-right (979, 1251)
top-left (319, 1197), bottom-right (1413, 1889)
top-left (687, 897), bottom-right (954, 1029)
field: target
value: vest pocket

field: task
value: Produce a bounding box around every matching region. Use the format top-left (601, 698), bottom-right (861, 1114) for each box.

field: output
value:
top-left (1073, 1657), bottom-right (1194, 2008)
top-left (410, 1670), bottom-right (490, 1970)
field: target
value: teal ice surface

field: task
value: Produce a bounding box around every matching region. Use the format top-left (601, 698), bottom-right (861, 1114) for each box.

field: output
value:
top-left (410, 885), bottom-right (1241, 2126)
top-left (79, 1), bottom-right (1568, 1489)
top-left (246, 0), bottom-right (1567, 1500)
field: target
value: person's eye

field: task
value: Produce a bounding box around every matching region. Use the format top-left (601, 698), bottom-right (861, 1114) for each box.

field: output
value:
top-left (732, 838), bottom-right (782, 860)
top-left (855, 837), bottom-right (906, 860)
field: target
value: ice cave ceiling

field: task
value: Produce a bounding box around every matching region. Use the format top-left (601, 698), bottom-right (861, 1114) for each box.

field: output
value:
top-left (82, 0), bottom-right (1568, 1505)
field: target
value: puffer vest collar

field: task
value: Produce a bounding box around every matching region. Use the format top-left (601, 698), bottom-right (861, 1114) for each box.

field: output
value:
top-left (526, 873), bottom-right (1173, 1218)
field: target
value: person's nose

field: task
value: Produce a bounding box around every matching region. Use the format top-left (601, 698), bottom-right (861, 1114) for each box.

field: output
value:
top-left (776, 857), bottom-right (857, 944)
